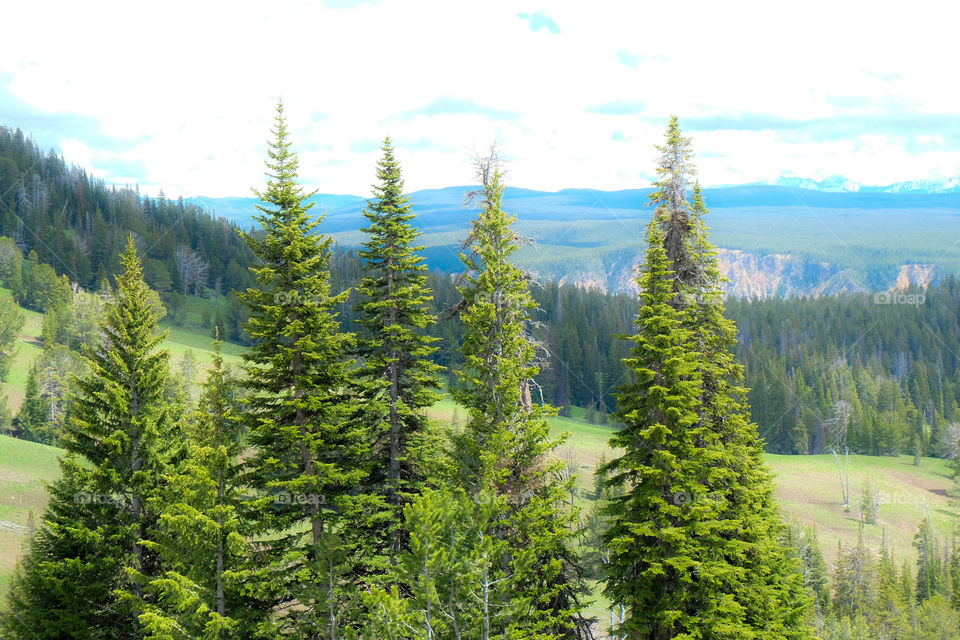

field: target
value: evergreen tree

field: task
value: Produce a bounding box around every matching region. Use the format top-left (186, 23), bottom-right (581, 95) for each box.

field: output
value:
top-left (15, 364), bottom-right (53, 443)
top-left (0, 291), bottom-right (24, 380)
top-left (873, 535), bottom-right (911, 640)
top-left (353, 138), bottom-right (443, 573)
top-left (601, 119), bottom-right (810, 639)
top-left (449, 151), bottom-right (590, 638)
top-left (363, 488), bottom-right (525, 640)
top-left (832, 536), bottom-right (877, 620)
top-left (238, 102), bottom-right (361, 637)
top-left (915, 516), bottom-right (944, 603)
top-left (132, 337), bottom-right (268, 639)
top-left (2, 237), bottom-right (172, 639)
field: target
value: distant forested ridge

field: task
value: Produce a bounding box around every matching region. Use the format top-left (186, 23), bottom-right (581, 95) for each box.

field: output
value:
top-left (0, 125), bottom-right (254, 307)
top-left (730, 282), bottom-right (960, 457)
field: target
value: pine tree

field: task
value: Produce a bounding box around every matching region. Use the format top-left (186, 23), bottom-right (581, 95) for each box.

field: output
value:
top-left (238, 101), bottom-right (361, 637)
top-left (915, 516), bottom-right (944, 603)
top-left (832, 536), bottom-right (877, 621)
top-left (15, 364), bottom-right (53, 443)
top-left (600, 217), bottom-right (714, 638)
top-left (363, 488), bottom-right (523, 640)
top-left (133, 336), bottom-right (268, 639)
top-left (2, 237), bottom-right (172, 639)
top-left (0, 291), bottom-right (24, 380)
top-left (873, 534), bottom-right (911, 640)
top-left (601, 119), bottom-right (810, 639)
top-left (449, 151), bottom-right (590, 639)
top-left (353, 137), bottom-right (443, 573)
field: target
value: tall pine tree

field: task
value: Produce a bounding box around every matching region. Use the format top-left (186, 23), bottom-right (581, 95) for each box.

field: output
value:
top-left (3, 237), bottom-right (172, 639)
top-left (132, 337), bottom-right (268, 639)
top-left (601, 119), bottom-right (810, 639)
top-left (449, 150), bottom-right (590, 639)
top-left (238, 101), bottom-right (362, 637)
top-left (354, 137), bottom-right (443, 572)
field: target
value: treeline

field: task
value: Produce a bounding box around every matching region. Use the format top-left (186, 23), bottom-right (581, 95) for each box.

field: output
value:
top-left (789, 518), bottom-right (960, 639)
top-left (729, 284), bottom-right (960, 456)
top-left (5, 120), bottom-right (960, 464)
top-left (0, 125), bottom-right (254, 310)
top-left (335, 262), bottom-right (634, 419)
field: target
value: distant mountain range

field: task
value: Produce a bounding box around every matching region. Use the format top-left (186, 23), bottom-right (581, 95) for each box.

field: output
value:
top-left (758, 175), bottom-right (960, 194)
top-left (188, 181), bottom-right (960, 298)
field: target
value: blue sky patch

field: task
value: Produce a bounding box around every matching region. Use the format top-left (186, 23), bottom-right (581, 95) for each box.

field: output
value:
top-left (585, 100), bottom-right (647, 115)
top-left (517, 10), bottom-right (560, 34)
top-left (392, 95), bottom-right (522, 122)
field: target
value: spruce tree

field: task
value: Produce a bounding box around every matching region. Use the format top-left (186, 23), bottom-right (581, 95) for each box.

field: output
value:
top-left (601, 119), bottom-right (810, 639)
top-left (915, 516), bottom-right (944, 603)
top-left (363, 488), bottom-right (527, 640)
top-left (353, 137), bottom-right (443, 572)
top-left (132, 337), bottom-right (267, 639)
top-left (600, 219), bottom-right (711, 638)
top-left (238, 102), bottom-right (361, 636)
top-left (15, 364), bottom-right (53, 444)
top-left (449, 152), bottom-right (590, 639)
top-left (2, 237), bottom-right (172, 639)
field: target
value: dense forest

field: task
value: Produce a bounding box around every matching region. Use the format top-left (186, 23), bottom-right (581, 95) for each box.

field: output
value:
top-left (0, 125), bottom-right (254, 310)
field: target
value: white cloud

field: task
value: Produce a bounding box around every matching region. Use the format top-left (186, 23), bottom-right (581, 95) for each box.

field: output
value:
top-left (1, 0), bottom-right (958, 197)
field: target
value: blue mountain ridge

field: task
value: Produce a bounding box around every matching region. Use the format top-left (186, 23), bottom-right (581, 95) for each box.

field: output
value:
top-left (187, 184), bottom-right (960, 296)
top-left (187, 184), bottom-right (960, 230)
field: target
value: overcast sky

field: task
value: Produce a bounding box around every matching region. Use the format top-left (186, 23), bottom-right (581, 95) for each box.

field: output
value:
top-left (1, 0), bottom-right (957, 198)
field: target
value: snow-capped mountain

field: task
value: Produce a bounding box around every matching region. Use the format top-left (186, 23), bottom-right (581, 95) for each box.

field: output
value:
top-left (770, 175), bottom-right (960, 194)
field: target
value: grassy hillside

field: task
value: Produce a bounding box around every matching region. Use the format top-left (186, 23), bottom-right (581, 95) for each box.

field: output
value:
top-left (1, 394), bottom-right (956, 599)
top-left (433, 397), bottom-right (959, 564)
top-left (0, 435), bottom-right (63, 594)
top-left (0, 297), bottom-right (244, 413)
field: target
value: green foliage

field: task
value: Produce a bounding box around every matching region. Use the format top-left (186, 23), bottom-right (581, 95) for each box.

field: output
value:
top-left (914, 517), bottom-right (945, 604)
top-left (0, 125), bottom-right (254, 314)
top-left (2, 237), bottom-right (173, 638)
top-left (0, 292), bottom-right (23, 380)
top-left (364, 488), bottom-right (538, 640)
top-left (450, 155), bottom-right (589, 638)
top-left (238, 102), bottom-right (361, 636)
top-left (14, 364), bottom-right (52, 444)
top-left (601, 119), bottom-right (810, 639)
top-left (729, 278), bottom-right (960, 457)
top-left (133, 338), bottom-right (269, 639)
top-left (0, 237), bottom-right (23, 295)
top-left (20, 254), bottom-right (71, 313)
top-left (353, 138), bottom-right (444, 577)
top-left (41, 286), bottom-right (105, 352)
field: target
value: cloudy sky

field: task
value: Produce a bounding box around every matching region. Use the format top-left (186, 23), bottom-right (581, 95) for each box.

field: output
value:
top-left (1, 0), bottom-right (958, 198)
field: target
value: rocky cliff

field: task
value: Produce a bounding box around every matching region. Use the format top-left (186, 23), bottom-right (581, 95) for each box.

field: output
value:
top-left (541, 250), bottom-right (936, 299)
